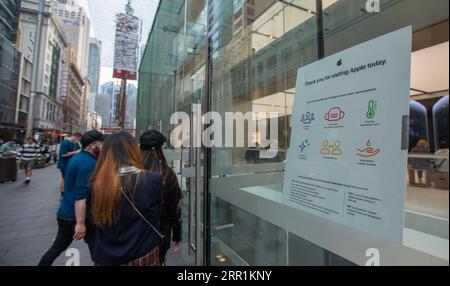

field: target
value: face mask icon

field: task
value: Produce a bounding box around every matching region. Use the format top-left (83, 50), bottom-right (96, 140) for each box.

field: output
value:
top-left (325, 107), bottom-right (345, 122)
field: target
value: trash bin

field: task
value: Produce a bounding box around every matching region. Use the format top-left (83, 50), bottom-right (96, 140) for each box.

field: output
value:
top-left (0, 156), bottom-right (18, 183)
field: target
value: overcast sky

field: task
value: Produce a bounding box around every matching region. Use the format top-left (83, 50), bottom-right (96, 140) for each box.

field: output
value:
top-left (78, 0), bottom-right (159, 88)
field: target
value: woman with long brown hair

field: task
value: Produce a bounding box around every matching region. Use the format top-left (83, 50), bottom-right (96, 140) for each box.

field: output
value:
top-left (90, 132), bottom-right (164, 266)
top-left (139, 130), bottom-right (182, 265)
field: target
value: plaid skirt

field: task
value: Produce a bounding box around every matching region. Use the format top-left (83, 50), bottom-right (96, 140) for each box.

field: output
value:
top-left (125, 246), bottom-right (160, 266)
top-left (95, 246), bottom-right (160, 266)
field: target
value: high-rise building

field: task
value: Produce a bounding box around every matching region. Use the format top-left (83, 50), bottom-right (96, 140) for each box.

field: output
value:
top-left (80, 77), bottom-right (89, 131)
top-left (0, 0), bottom-right (22, 138)
top-left (61, 45), bottom-right (83, 133)
top-left (49, 0), bottom-right (90, 77)
top-left (97, 81), bottom-right (136, 129)
top-left (125, 84), bottom-right (137, 129)
top-left (17, 0), bottom-right (68, 132)
top-left (94, 92), bottom-right (112, 129)
top-left (97, 81), bottom-right (115, 127)
top-left (87, 37), bottom-right (101, 113)
top-left (88, 37), bottom-right (101, 94)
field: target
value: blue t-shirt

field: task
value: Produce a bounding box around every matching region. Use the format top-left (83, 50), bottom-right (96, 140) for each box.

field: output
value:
top-left (57, 151), bottom-right (97, 220)
top-left (57, 140), bottom-right (79, 171)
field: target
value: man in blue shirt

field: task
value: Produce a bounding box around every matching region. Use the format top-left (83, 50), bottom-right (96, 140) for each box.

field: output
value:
top-left (39, 130), bottom-right (105, 266)
top-left (57, 133), bottom-right (81, 197)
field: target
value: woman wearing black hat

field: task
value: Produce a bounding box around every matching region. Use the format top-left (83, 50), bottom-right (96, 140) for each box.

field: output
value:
top-left (140, 130), bottom-right (182, 265)
top-left (90, 132), bottom-right (164, 266)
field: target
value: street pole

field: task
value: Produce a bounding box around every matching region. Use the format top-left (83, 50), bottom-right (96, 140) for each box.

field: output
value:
top-left (120, 79), bottom-right (127, 132)
top-left (26, 0), bottom-right (44, 138)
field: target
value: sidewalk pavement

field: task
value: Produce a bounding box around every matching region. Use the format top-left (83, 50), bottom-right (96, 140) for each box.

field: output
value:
top-left (0, 164), bottom-right (187, 266)
top-left (0, 165), bottom-right (92, 266)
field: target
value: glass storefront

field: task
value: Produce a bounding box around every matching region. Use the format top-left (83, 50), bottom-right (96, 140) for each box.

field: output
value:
top-left (137, 0), bottom-right (449, 266)
top-left (0, 34), bottom-right (20, 126)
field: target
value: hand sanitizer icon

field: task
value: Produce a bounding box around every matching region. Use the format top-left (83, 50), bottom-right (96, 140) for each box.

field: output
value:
top-left (366, 100), bottom-right (377, 119)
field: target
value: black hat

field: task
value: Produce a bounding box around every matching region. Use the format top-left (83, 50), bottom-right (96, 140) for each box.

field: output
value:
top-left (140, 130), bottom-right (167, 150)
top-left (81, 130), bottom-right (105, 149)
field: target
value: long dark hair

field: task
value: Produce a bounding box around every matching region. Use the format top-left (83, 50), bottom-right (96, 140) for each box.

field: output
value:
top-left (141, 147), bottom-right (176, 193)
top-left (91, 132), bottom-right (143, 226)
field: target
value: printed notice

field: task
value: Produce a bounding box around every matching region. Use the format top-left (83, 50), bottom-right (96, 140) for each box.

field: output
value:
top-left (282, 27), bottom-right (412, 243)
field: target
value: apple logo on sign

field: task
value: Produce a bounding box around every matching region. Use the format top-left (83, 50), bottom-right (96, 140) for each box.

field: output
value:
top-left (337, 59), bottom-right (343, 66)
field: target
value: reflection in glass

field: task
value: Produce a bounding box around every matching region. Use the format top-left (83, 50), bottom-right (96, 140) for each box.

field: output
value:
top-left (409, 100), bottom-right (430, 151)
top-left (433, 96), bottom-right (449, 150)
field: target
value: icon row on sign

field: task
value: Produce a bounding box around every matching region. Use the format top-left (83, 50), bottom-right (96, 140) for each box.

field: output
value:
top-left (299, 139), bottom-right (380, 158)
top-left (300, 100), bottom-right (378, 126)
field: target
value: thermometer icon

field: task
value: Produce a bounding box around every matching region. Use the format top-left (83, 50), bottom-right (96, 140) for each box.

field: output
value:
top-left (367, 100), bottom-right (377, 119)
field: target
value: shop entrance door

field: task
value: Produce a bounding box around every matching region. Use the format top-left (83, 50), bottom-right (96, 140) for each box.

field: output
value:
top-left (178, 101), bottom-right (205, 266)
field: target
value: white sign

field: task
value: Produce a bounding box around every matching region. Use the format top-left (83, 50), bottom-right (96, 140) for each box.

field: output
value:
top-left (113, 13), bottom-right (141, 79)
top-left (282, 27), bottom-right (412, 243)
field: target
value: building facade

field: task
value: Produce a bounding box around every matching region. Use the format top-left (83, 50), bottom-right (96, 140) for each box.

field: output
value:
top-left (15, 55), bottom-right (32, 128)
top-left (79, 77), bottom-right (89, 131)
top-left (138, 0), bottom-right (449, 266)
top-left (18, 0), bottom-right (67, 132)
top-left (87, 37), bottom-right (101, 119)
top-left (0, 0), bottom-right (20, 43)
top-left (98, 81), bottom-right (115, 128)
top-left (61, 45), bottom-right (83, 133)
top-left (87, 37), bottom-right (101, 95)
top-left (94, 92), bottom-right (112, 129)
top-left (86, 110), bottom-right (101, 131)
top-left (50, 0), bottom-right (90, 77)
top-left (0, 0), bottom-right (22, 139)
top-left (97, 81), bottom-right (137, 129)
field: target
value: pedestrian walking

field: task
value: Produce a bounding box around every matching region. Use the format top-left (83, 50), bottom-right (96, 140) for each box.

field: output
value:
top-left (90, 132), bottom-right (163, 266)
top-left (19, 137), bottom-right (40, 185)
top-left (140, 130), bottom-right (182, 265)
top-left (38, 130), bottom-right (105, 266)
top-left (57, 133), bottom-right (82, 197)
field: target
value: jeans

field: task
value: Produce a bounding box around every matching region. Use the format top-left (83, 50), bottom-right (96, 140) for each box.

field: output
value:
top-left (38, 218), bottom-right (95, 266)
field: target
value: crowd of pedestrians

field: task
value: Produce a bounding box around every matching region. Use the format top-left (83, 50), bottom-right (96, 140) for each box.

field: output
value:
top-left (37, 130), bottom-right (182, 266)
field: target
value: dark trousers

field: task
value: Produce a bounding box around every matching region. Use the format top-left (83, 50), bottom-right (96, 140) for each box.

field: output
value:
top-left (38, 218), bottom-right (95, 266)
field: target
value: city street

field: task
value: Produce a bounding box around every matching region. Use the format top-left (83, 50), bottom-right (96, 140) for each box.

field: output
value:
top-left (0, 164), bottom-right (186, 266)
top-left (0, 164), bottom-right (92, 266)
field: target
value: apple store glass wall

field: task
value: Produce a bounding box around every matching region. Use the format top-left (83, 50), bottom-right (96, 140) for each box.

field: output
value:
top-left (137, 0), bottom-right (449, 266)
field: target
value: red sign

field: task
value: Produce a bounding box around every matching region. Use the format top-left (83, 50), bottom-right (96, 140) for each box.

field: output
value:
top-left (113, 69), bottom-right (137, 80)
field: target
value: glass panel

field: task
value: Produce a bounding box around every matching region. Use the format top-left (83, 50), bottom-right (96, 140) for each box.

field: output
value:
top-left (209, 0), bottom-right (321, 265)
top-left (137, 0), bottom-right (208, 265)
top-left (208, 0), bottom-right (449, 266)
top-left (138, 0), bottom-right (449, 266)
top-left (0, 34), bottom-right (21, 125)
top-left (319, 0), bottom-right (449, 264)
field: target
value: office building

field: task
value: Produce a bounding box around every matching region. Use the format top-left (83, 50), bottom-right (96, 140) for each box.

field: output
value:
top-left (94, 92), bottom-right (111, 129)
top-left (0, 0), bottom-right (21, 138)
top-left (17, 0), bottom-right (67, 132)
top-left (61, 45), bottom-right (83, 133)
top-left (87, 37), bottom-right (101, 115)
top-left (49, 0), bottom-right (90, 77)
